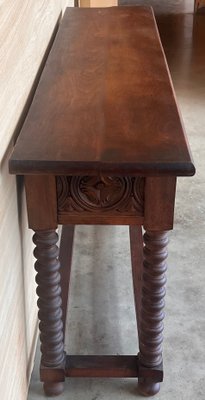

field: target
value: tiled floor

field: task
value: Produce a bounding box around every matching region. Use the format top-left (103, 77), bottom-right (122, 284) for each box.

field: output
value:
top-left (28, 2), bottom-right (205, 400)
top-left (119, 0), bottom-right (194, 14)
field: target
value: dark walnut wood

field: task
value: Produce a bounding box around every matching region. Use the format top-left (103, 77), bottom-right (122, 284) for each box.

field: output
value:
top-left (9, 7), bottom-right (195, 177)
top-left (33, 230), bottom-right (65, 396)
top-left (144, 177), bottom-right (176, 231)
top-left (129, 226), bottom-right (143, 337)
top-left (56, 176), bottom-right (144, 224)
top-left (25, 175), bottom-right (57, 230)
top-left (59, 225), bottom-right (75, 337)
top-left (8, 5), bottom-right (196, 399)
top-left (138, 231), bottom-right (168, 396)
top-left (40, 354), bottom-right (163, 382)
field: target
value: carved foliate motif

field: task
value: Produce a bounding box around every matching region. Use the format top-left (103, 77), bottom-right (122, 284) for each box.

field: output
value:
top-left (56, 176), bottom-right (144, 216)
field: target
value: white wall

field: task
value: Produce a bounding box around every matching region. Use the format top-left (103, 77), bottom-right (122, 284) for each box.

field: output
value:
top-left (79, 0), bottom-right (117, 6)
top-left (0, 1), bottom-right (73, 399)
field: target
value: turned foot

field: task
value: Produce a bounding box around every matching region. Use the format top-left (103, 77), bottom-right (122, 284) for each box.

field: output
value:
top-left (138, 379), bottom-right (160, 396)
top-left (43, 382), bottom-right (64, 396)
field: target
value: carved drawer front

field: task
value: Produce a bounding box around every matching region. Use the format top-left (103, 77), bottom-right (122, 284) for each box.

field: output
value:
top-left (56, 176), bottom-right (145, 225)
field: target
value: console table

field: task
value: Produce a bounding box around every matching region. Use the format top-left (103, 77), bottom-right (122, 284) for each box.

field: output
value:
top-left (9, 6), bottom-right (195, 397)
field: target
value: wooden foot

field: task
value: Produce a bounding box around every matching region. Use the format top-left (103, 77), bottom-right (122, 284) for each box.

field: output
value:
top-left (43, 382), bottom-right (64, 396)
top-left (138, 379), bottom-right (160, 396)
top-left (33, 230), bottom-right (65, 393)
top-left (138, 230), bottom-right (168, 395)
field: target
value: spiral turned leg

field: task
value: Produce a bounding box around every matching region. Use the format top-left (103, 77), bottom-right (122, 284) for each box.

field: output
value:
top-left (33, 230), bottom-right (65, 396)
top-left (138, 230), bottom-right (168, 396)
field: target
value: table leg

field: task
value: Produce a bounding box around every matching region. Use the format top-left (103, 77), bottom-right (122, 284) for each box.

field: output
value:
top-left (59, 225), bottom-right (75, 337)
top-left (129, 226), bottom-right (143, 337)
top-left (138, 230), bottom-right (168, 396)
top-left (33, 230), bottom-right (65, 396)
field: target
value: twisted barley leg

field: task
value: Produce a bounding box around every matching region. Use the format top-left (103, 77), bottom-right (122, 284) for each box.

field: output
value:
top-left (33, 230), bottom-right (65, 396)
top-left (138, 231), bottom-right (168, 396)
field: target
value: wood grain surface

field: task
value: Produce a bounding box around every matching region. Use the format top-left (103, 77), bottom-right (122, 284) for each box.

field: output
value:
top-left (10, 7), bottom-right (195, 177)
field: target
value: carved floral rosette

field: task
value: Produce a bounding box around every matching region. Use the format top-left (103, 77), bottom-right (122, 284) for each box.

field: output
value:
top-left (56, 176), bottom-right (144, 217)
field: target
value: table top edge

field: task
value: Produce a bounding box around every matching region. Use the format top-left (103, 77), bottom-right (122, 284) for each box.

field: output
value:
top-left (9, 158), bottom-right (196, 177)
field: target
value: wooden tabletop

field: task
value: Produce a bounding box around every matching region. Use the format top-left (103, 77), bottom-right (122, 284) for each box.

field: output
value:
top-left (9, 6), bottom-right (195, 176)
